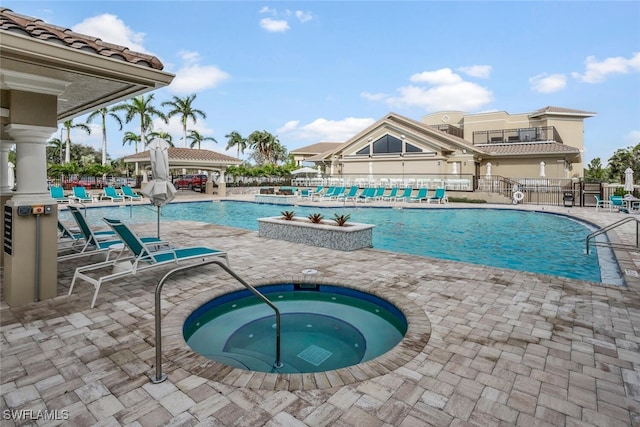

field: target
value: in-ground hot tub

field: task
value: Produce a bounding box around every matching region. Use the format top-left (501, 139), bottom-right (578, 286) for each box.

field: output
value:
top-left (183, 283), bottom-right (408, 373)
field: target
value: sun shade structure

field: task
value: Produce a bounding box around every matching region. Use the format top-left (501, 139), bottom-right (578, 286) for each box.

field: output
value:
top-left (0, 7), bottom-right (174, 307)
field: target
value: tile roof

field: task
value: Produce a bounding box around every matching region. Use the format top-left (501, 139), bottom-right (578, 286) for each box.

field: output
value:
top-left (478, 142), bottom-right (581, 156)
top-left (125, 148), bottom-right (241, 163)
top-left (0, 7), bottom-right (164, 70)
top-left (290, 142), bottom-right (343, 154)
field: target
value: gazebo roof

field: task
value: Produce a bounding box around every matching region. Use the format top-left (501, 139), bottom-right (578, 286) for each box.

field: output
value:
top-left (123, 147), bottom-right (241, 170)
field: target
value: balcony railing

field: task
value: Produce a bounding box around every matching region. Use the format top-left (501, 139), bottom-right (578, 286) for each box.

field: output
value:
top-left (472, 126), bottom-right (563, 145)
top-left (430, 124), bottom-right (464, 139)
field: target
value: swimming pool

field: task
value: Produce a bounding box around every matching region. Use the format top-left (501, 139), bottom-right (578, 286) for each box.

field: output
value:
top-left (59, 201), bottom-right (617, 283)
top-left (183, 283), bottom-right (408, 373)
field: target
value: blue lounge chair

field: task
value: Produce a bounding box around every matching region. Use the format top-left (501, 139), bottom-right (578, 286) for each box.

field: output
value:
top-left (372, 187), bottom-right (385, 200)
top-left (594, 195), bottom-right (610, 211)
top-left (121, 185), bottom-right (142, 201)
top-left (427, 188), bottom-right (447, 204)
top-left (70, 217), bottom-right (228, 308)
top-left (50, 186), bottom-right (69, 203)
top-left (103, 186), bottom-right (124, 202)
top-left (381, 187), bottom-right (399, 202)
top-left (58, 206), bottom-right (155, 261)
top-left (356, 187), bottom-right (376, 202)
top-left (338, 186), bottom-right (360, 201)
top-left (394, 188), bottom-right (414, 202)
top-left (409, 188), bottom-right (429, 203)
top-left (71, 186), bottom-right (93, 203)
top-left (325, 186), bottom-right (346, 200)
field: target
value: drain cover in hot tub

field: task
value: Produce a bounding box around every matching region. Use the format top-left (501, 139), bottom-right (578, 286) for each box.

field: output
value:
top-left (297, 345), bottom-right (332, 366)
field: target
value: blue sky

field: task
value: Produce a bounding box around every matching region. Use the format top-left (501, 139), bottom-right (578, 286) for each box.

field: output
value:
top-left (5, 1), bottom-right (640, 165)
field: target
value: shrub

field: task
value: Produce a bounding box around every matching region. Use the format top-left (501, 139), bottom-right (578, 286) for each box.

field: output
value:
top-left (332, 213), bottom-right (351, 226)
top-left (307, 213), bottom-right (324, 223)
top-left (281, 210), bottom-right (296, 220)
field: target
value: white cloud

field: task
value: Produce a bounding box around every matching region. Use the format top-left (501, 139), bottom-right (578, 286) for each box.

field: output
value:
top-left (457, 65), bottom-right (492, 79)
top-left (572, 52), bottom-right (640, 83)
top-left (360, 91), bottom-right (387, 101)
top-left (529, 73), bottom-right (567, 93)
top-left (410, 68), bottom-right (462, 85)
top-left (277, 117), bottom-right (376, 142)
top-left (387, 82), bottom-right (493, 111)
top-left (260, 17), bottom-right (290, 32)
top-left (624, 130), bottom-right (640, 145)
top-left (258, 8), bottom-right (312, 32)
top-left (72, 14), bottom-right (147, 53)
top-left (365, 67), bottom-right (493, 112)
top-left (168, 51), bottom-right (230, 94)
top-left (295, 10), bottom-right (313, 23)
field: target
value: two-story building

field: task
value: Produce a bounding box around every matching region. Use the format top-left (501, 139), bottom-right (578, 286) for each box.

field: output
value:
top-left (291, 106), bottom-right (595, 185)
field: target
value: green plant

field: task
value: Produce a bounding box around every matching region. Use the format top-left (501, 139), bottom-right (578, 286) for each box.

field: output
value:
top-left (307, 213), bottom-right (324, 223)
top-left (332, 213), bottom-right (351, 226)
top-left (613, 187), bottom-right (626, 197)
top-left (281, 210), bottom-right (296, 220)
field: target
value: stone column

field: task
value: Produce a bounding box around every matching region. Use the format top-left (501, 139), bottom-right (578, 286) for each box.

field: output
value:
top-left (3, 124), bottom-right (59, 306)
top-left (0, 141), bottom-right (15, 193)
top-left (218, 169), bottom-right (226, 197)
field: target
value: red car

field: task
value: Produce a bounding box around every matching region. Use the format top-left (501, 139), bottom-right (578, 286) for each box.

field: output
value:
top-left (173, 174), bottom-right (208, 190)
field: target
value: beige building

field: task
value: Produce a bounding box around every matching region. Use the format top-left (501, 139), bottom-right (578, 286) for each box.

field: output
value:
top-left (292, 106), bottom-right (595, 185)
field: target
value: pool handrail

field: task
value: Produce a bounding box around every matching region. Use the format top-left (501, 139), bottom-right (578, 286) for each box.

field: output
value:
top-left (586, 216), bottom-right (639, 254)
top-left (152, 259), bottom-right (282, 383)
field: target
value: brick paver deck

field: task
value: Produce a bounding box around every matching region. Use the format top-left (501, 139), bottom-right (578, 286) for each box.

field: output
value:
top-left (2, 192), bottom-right (639, 426)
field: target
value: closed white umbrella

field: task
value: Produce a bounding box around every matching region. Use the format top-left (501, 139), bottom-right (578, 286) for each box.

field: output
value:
top-left (141, 138), bottom-right (176, 238)
top-left (451, 162), bottom-right (458, 175)
top-left (291, 166), bottom-right (318, 175)
top-left (624, 167), bottom-right (634, 194)
top-left (485, 162), bottom-right (492, 177)
top-left (539, 161), bottom-right (546, 178)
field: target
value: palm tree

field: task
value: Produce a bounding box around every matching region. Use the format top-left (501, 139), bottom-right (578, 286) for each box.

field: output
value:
top-left (187, 130), bottom-right (217, 149)
top-left (225, 130), bottom-right (247, 159)
top-left (247, 130), bottom-right (279, 165)
top-left (148, 130), bottom-right (174, 146)
top-left (86, 106), bottom-right (123, 165)
top-left (162, 94), bottom-right (206, 148)
top-left (122, 131), bottom-right (141, 151)
top-left (62, 119), bottom-right (91, 163)
top-left (114, 94), bottom-right (167, 154)
top-left (47, 137), bottom-right (64, 164)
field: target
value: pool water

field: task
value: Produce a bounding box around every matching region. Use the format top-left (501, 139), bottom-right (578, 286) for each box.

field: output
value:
top-left (60, 201), bottom-right (611, 283)
top-left (183, 284), bottom-right (407, 373)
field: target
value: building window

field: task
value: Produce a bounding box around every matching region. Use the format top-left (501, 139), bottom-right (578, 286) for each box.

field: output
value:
top-left (405, 142), bottom-right (421, 152)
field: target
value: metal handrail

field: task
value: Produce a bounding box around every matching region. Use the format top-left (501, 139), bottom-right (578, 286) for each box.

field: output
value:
top-left (586, 217), bottom-right (640, 254)
top-left (151, 259), bottom-right (282, 383)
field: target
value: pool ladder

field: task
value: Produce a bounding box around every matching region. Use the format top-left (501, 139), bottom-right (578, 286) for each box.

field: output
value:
top-left (586, 216), bottom-right (639, 255)
top-left (151, 259), bottom-right (282, 384)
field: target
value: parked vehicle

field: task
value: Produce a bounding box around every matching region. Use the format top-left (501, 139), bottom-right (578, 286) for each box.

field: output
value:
top-left (173, 174), bottom-right (208, 190)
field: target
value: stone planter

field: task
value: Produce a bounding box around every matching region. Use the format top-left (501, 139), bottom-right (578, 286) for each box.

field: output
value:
top-left (257, 217), bottom-right (374, 251)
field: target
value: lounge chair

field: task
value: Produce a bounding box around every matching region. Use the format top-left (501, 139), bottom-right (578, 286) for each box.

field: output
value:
top-left (427, 188), bottom-right (448, 204)
top-left (50, 186), bottom-right (69, 203)
top-left (325, 186), bottom-right (345, 200)
top-left (394, 188), bottom-right (413, 202)
top-left (71, 186), bottom-right (93, 203)
top-left (408, 188), bottom-right (429, 203)
top-left (356, 187), bottom-right (376, 202)
top-left (121, 185), bottom-right (142, 201)
top-left (381, 187), bottom-right (399, 202)
top-left (338, 186), bottom-right (360, 202)
top-left (102, 186), bottom-right (124, 202)
top-left (372, 187), bottom-right (385, 200)
top-left (319, 186), bottom-right (337, 200)
top-left (594, 195), bottom-right (610, 211)
top-left (69, 217), bottom-right (228, 308)
top-left (58, 206), bottom-right (155, 261)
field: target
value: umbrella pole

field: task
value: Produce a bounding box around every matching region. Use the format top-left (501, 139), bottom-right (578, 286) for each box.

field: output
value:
top-left (157, 206), bottom-right (160, 239)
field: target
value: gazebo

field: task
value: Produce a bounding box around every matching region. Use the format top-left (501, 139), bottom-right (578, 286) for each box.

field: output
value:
top-left (123, 147), bottom-right (242, 195)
